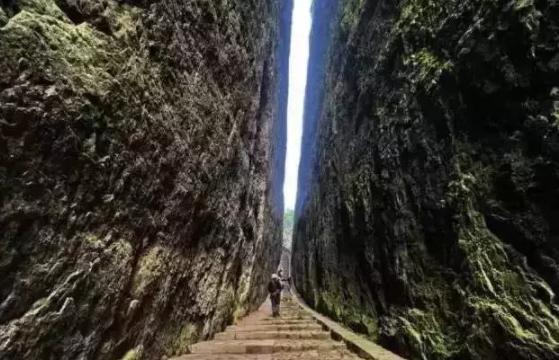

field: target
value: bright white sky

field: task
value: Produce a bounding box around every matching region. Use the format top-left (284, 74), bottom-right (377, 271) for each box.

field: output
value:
top-left (283, 0), bottom-right (312, 211)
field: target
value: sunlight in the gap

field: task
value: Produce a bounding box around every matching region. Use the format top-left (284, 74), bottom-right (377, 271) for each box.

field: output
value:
top-left (283, 0), bottom-right (312, 212)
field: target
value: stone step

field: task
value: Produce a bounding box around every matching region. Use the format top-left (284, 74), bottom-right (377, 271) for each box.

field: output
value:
top-left (270, 308), bottom-right (303, 313)
top-left (273, 309), bottom-right (306, 314)
top-left (175, 349), bottom-right (361, 359)
top-left (215, 330), bottom-right (330, 340)
top-left (260, 316), bottom-right (313, 322)
top-left (260, 313), bottom-right (306, 319)
top-left (226, 324), bottom-right (323, 332)
top-left (252, 320), bottom-right (317, 325)
top-left (256, 307), bottom-right (298, 311)
top-left (275, 311), bottom-right (303, 315)
top-left (268, 313), bottom-right (308, 318)
top-left (188, 339), bottom-right (345, 354)
top-left (173, 355), bottom-right (267, 360)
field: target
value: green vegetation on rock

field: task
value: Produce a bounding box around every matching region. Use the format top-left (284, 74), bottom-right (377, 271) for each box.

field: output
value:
top-left (293, 0), bottom-right (559, 359)
top-left (340, 0), bottom-right (365, 35)
top-left (131, 246), bottom-right (167, 298)
top-left (120, 347), bottom-right (143, 360)
top-left (163, 322), bottom-right (200, 357)
top-left (405, 49), bottom-right (453, 91)
top-left (0, 0), bottom-right (288, 359)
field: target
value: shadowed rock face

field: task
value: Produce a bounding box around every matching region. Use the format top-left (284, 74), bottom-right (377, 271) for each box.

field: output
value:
top-left (293, 0), bottom-right (559, 359)
top-left (0, 0), bottom-right (289, 359)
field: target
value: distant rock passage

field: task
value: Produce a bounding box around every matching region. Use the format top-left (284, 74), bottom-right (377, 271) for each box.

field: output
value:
top-left (0, 0), bottom-right (289, 359)
top-left (293, 0), bottom-right (559, 359)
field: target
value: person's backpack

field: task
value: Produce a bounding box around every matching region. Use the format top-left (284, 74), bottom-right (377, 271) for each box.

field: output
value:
top-left (267, 279), bottom-right (276, 294)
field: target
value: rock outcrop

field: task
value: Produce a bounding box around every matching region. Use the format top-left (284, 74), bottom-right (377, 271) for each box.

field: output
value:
top-left (292, 0), bottom-right (559, 359)
top-left (0, 0), bottom-right (290, 359)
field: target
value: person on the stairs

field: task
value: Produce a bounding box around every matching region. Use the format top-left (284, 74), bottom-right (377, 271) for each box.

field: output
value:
top-left (268, 273), bottom-right (283, 317)
top-left (278, 268), bottom-right (291, 293)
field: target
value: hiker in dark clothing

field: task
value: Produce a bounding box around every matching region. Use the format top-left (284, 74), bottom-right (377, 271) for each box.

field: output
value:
top-left (268, 273), bottom-right (283, 317)
top-left (277, 269), bottom-right (291, 293)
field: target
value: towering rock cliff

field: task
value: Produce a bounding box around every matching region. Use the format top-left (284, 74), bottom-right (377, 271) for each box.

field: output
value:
top-left (0, 0), bottom-right (289, 359)
top-left (293, 0), bottom-right (559, 359)
top-left (295, 0), bottom-right (339, 217)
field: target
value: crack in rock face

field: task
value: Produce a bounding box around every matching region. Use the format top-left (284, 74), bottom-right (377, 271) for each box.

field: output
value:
top-left (292, 0), bottom-right (559, 359)
top-left (0, 0), bottom-right (289, 359)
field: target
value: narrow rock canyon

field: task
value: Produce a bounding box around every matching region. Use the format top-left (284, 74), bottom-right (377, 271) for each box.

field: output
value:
top-left (2, 0), bottom-right (559, 360)
top-left (293, 0), bottom-right (559, 359)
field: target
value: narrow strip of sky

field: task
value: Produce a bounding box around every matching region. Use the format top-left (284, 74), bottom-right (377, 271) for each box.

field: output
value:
top-left (284, 0), bottom-right (312, 211)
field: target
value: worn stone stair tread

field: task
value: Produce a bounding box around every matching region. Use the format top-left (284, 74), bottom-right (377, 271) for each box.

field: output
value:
top-left (264, 315), bottom-right (311, 320)
top-left (188, 339), bottom-right (345, 354)
top-left (215, 330), bottom-right (330, 340)
top-left (260, 317), bottom-right (313, 322)
top-left (269, 349), bottom-right (362, 359)
top-left (175, 349), bottom-right (361, 359)
top-left (266, 312), bottom-right (306, 316)
top-left (226, 324), bottom-right (323, 332)
top-left (252, 319), bottom-right (316, 325)
top-left (260, 315), bottom-right (310, 320)
top-left (173, 355), bottom-right (267, 360)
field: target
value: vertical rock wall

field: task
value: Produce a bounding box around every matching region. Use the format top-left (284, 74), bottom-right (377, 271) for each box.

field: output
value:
top-left (0, 0), bottom-right (289, 359)
top-left (293, 0), bottom-right (559, 359)
top-left (295, 0), bottom-right (339, 217)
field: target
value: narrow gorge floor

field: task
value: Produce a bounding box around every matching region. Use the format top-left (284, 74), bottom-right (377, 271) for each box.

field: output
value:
top-left (172, 294), bottom-right (361, 360)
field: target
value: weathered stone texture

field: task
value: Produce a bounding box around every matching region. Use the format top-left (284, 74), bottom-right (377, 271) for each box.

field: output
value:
top-left (0, 0), bottom-right (288, 359)
top-left (293, 0), bottom-right (559, 359)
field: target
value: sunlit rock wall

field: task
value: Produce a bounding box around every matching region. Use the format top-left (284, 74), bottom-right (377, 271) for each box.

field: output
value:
top-left (293, 0), bottom-right (559, 359)
top-left (0, 0), bottom-right (289, 358)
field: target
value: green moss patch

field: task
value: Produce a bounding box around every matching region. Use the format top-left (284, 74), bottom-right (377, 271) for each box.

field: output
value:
top-left (404, 49), bottom-right (453, 91)
top-left (162, 322), bottom-right (201, 357)
top-left (339, 0), bottom-right (365, 35)
top-left (0, 0), bottom-right (140, 95)
top-left (131, 246), bottom-right (168, 297)
top-left (315, 287), bottom-right (378, 338)
top-left (120, 346), bottom-right (143, 360)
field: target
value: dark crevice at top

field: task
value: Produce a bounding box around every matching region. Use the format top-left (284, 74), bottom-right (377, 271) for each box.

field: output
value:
top-left (1, 0), bottom-right (20, 20)
top-left (54, 0), bottom-right (113, 34)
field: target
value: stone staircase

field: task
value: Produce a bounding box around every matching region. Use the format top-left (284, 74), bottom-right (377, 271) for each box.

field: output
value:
top-left (172, 295), bottom-right (361, 359)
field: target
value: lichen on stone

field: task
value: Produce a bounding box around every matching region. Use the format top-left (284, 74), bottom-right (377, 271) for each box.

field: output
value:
top-left (2, 8), bottom-right (117, 95)
top-left (404, 49), bottom-right (453, 91)
top-left (397, 0), bottom-right (451, 39)
top-left (0, 0), bottom-right (288, 358)
top-left (120, 346), bottom-right (143, 360)
top-left (106, 238), bottom-right (134, 262)
top-left (293, 0), bottom-right (559, 359)
top-left (131, 245), bottom-right (167, 298)
top-left (339, 0), bottom-right (365, 35)
top-left (163, 322), bottom-right (200, 357)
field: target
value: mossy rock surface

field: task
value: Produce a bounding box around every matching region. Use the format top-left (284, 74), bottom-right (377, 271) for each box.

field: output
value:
top-left (292, 0), bottom-right (559, 359)
top-left (0, 0), bottom-right (290, 359)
